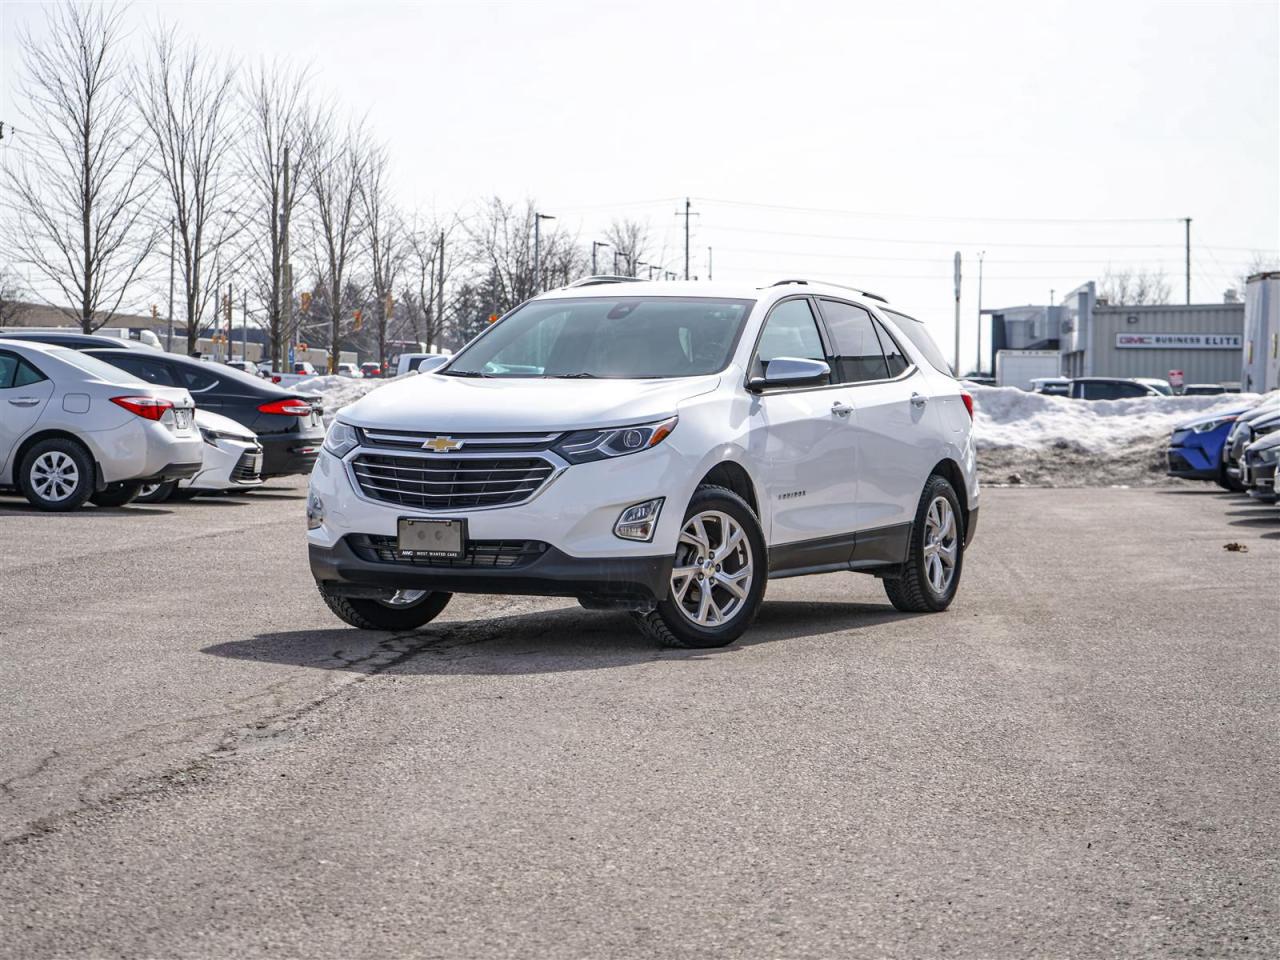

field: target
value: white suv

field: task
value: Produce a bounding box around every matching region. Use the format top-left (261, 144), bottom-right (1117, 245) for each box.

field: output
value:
top-left (307, 279), bottom-right (979, 647)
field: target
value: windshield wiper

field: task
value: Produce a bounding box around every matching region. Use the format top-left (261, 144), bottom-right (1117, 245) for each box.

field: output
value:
top-left (441, 370), bottom-right (491, 378)
top-left (551, 372), bottom-right (597, 379)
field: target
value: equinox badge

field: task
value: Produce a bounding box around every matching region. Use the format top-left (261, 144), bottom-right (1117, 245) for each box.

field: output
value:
top-left (421, 436), bottom-right (463, 453)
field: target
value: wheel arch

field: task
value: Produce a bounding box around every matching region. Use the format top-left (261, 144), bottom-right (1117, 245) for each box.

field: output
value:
top-left (10, 430), bottom-right (100, 488)
top-left (697, 459), bottom-right (760, 519)
top-left (929, 457), bottom-right (969, 536)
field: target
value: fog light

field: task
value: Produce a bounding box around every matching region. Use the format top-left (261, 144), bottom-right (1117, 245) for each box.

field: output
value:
top-left (614, 498), bottom-right (663, 542)
top-left (307, 490), bottom-right (325, 530)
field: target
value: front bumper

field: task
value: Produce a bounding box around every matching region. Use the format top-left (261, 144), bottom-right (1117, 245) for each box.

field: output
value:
top-left (260, 432), bottom-right (321, 478)
top-left (1167, 447), bottom-right (1219, 481)
top-left (310, 536), bottom-right (671, 606)
top-left (1246, 462), bottom-right (1277, 501)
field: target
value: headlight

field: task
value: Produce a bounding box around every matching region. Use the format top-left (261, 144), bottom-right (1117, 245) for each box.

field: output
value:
top-left (323, 420), bottom-right (359, 457)
top-left (553, 416), bottom-right (678, 464)
top-left (199, 426), bottom-right (220, 446)
top-left (1257, 446), bottom-right (1280, 464)
top-left (1190, 415), bottom-right (1236, 434)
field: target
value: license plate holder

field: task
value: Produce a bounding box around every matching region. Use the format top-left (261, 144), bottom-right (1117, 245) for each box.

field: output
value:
top-left (175, 408), bottom-right (192, 430)
top-left (397, 517), bottom-right (466, 558)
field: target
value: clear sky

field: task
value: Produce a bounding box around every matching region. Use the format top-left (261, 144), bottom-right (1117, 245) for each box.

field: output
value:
top-left (2, 0), bottom-right (1277, 370)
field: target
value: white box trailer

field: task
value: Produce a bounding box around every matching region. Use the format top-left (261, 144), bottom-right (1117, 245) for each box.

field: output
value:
top-left (995, 349), bottom-right (1062, 390)
top-left (1242, 272), bottom-right (1279, 393)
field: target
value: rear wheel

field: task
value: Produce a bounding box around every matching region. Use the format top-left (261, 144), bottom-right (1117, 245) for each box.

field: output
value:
top-left (89, 481), bottom-right (143, 508)
top-left (317, 582), bottom-right (452, 631)
top-left (631, 485), bottom-right (766, 648)
top-left (883, 475), bottom-right (964, 613)
top-left (18, 439), bottom-right (95, 512)
top-left (135, 480), bottom-right (178, 504)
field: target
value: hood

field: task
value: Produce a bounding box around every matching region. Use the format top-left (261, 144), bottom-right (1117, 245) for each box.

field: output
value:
top-left (338, 374), bottom-right (722, 433)
top-left (195, 408), bottom-right (256, 439)
top-left (1176, 408), bottom-right (1248, 430)
top-left (1246, 430), bottom-right (1280, 451)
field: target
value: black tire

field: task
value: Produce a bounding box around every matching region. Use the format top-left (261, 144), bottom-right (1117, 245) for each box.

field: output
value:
top-left (89, 481), bottom-right (143, 508)
top-left (135, 480), bottom-right (178, 504)
top-left (1216, 461), bottom-right (1245, 492)
top-left (317, 581), bottom-right (452, 631)
top-left (631, 484), bottom-right (767, 649)
top-left (17, 438), bottom-right (95, 512)
top-left (884, 474), bottom-right (965, 613)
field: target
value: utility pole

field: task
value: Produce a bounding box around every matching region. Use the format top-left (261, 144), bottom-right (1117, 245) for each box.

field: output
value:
top-left (953, 251), bottom-right (962, 376)
top-left (1183, 217), bottom-right (1192, 305)
top-left (675, 198), bottom-right (698, 280)
top-left (280, 143), bottom-right (292, 371)
top-left (435, 229), bottom-right (445, 350)
top-left (613, 250), bottom-right (622, 275)
top-left (707, 246), bottom-right (713, 281)
top-left (166, 219), bottom-right (175, 353)
top-left (534, 212), bottom-right (555, 293)
top-left (592, 241), bottom-right (609, 275)
top-left (976, 251), bottom-right (985, 374)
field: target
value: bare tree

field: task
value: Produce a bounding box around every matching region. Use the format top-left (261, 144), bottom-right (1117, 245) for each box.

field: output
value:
top-left (1099, 268), bottom-right (1171, 306)
top-left (0, 266), bottom-right (27, 325)
top-left (603, 218), bottom-right (651, 277)
top-left (308, 119), bottom-right (367, 372)
top-left (2, 1), bottom-right (155, 331)
top-left (466, 197), bottom-right (582, 316)
top-left (405, 215), bottom-right (462, 350)
top-left (135, 27), bottom-right (241, 354)
top-left (241, 61), bottom-right (312, 368)
top-left (359, 144), bottom-right (404, 369)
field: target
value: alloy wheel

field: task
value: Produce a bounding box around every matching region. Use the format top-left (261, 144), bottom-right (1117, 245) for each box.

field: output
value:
top-left (31, 451), bottom-right (80, 502)
top-left (670, 510), bottom-right (754, 627)
top-left (922, 496), bottom-right (958, 594)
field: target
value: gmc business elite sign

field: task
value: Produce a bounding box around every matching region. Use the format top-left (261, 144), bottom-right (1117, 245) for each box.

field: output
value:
top-left (1115, 333), bottom-right (1243, 350)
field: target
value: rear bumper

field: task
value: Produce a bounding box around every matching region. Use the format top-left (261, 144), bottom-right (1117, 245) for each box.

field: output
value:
top-left (310, 536), bottom-right (672, 607)
top-left (138, 459), bottom-right (203, 482)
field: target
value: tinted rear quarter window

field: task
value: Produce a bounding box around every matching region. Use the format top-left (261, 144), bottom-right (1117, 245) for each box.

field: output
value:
top-left (818, 299), bottom-right (889, 383)
top-left (883, 309), bottom-right (953, 377)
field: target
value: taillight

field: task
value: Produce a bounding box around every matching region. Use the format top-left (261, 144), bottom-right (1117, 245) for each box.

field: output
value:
top-left (258, 398), bottom-right (313, 417)
top-left (111, 396), bottom-right (174, 421)
top-left (271, 375), bottom-right (282, 384)
top-left (960, 392), bottom-right (974, 419)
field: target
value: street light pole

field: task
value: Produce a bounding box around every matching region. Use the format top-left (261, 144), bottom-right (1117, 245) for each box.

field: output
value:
top-left (592, 241), bottom-right (609, 275)
top-left (534, 212), bottom-right (555, 293)
top-left (976, 250), bottom-right (985, 374)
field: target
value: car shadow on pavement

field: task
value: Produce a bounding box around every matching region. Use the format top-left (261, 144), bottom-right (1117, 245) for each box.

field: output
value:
top-left (1229, 514), bottom-right (1280, 528)
top-left (204, 601), bottom-right (920, 676)
top-left (0, 501), bottom-right (173, 517)
top-left (1155, 488), bottom-right (1240, 497)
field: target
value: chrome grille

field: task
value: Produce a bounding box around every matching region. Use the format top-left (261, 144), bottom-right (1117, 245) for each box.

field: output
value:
top-left (357, 428), bottom-right (561, 452)
top-left (350, 454), bottom-right (555, 510)
top-left (350, 535), bottom-right (549, 569)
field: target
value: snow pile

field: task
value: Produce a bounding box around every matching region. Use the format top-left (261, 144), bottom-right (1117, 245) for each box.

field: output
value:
top-left (293, 374), bottom-right (399, 422)
top-left (969, 385), bottom-right (1256, 454)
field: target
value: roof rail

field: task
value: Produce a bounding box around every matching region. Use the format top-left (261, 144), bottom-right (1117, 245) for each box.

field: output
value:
top-left (767, 278), bottom-right (887, 303)
top-left (566, 275), bottom-right (648, 288)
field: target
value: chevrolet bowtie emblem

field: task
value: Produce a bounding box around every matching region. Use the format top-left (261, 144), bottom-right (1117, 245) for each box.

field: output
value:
top-left (422, 436), bottom-right (463, 453)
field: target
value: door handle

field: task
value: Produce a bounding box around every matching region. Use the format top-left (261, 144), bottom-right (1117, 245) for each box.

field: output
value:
top-left (831, 402), bottom-right (853, 418)
top-left (7, 397), bottom-right (41, 407)
top-left (910, 393), bottom-right (928, 408)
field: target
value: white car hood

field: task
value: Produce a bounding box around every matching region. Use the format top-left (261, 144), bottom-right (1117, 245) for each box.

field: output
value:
top-left (194, 408), bottom-right (256, 440)
top-left (339, 373), bottom-right (722, 433)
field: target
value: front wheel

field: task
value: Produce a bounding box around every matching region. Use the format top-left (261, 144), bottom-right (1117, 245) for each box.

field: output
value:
top-left (883, 475), bottom-right (965, 613)
top-left (631, 484), bottom-right (767, 648)
top-left (317, 582), bottom-right (452, 631)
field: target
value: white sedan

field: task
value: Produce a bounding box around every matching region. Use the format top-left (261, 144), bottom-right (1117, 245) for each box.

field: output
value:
top-left (0, 339), bottom-right (201, 510)
top-left (136, 410), bottom-right (264, 503)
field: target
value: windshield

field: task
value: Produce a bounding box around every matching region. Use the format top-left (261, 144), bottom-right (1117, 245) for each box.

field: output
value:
top-left (446, 296), bottom-right (755, 379)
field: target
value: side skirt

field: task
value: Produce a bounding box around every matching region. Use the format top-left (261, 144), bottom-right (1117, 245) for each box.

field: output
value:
top-left (767, 522), bottom-right (912, 580)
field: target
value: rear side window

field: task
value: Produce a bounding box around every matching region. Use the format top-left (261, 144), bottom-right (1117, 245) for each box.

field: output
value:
top-left (0, 351), bottom-right (20, 388)
top-left (94, 353), bottom-right (179, 386)
top-left (13, 359), bottom-right (46, 387)
top-left (755, 298), bottom-right (829, 380)
top-left (181, 366), bottom-right (220, 392)
top-left (818, 299), bottom-right (888, 383)
top-left (883, 309), bottom-right (953, 377)
top-left (873, 319), bottom-right (910, 377)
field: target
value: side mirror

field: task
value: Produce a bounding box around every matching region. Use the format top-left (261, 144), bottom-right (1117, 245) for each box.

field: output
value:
top-left (748, 357), bottom-right (831, 391)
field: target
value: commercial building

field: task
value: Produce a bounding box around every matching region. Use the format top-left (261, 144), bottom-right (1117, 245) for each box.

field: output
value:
top-left (1242, 272), bottom-right (1279, 393)
top-left (986, 282), bottom-right (1245, 388)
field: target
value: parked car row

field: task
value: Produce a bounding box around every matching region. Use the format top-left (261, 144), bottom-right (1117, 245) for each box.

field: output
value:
top-left (1167, 392), bottom-right (1280, 502)
top-left (1026, 376), bottom-right (1235, 399)
top-left (0, 331), bottom-right (324, 511)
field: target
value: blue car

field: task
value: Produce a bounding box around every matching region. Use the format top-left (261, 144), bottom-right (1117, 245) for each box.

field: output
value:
top-left (1167, 409), bottom-right (1247, 489)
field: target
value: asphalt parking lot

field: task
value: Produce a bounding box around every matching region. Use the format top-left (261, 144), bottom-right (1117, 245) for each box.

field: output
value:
top-left (0, 481), bottom-right (1276, 959)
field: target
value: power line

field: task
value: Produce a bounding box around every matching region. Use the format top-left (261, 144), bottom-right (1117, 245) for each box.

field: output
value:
top-left (693, 196), bottom-right (1182, 225)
